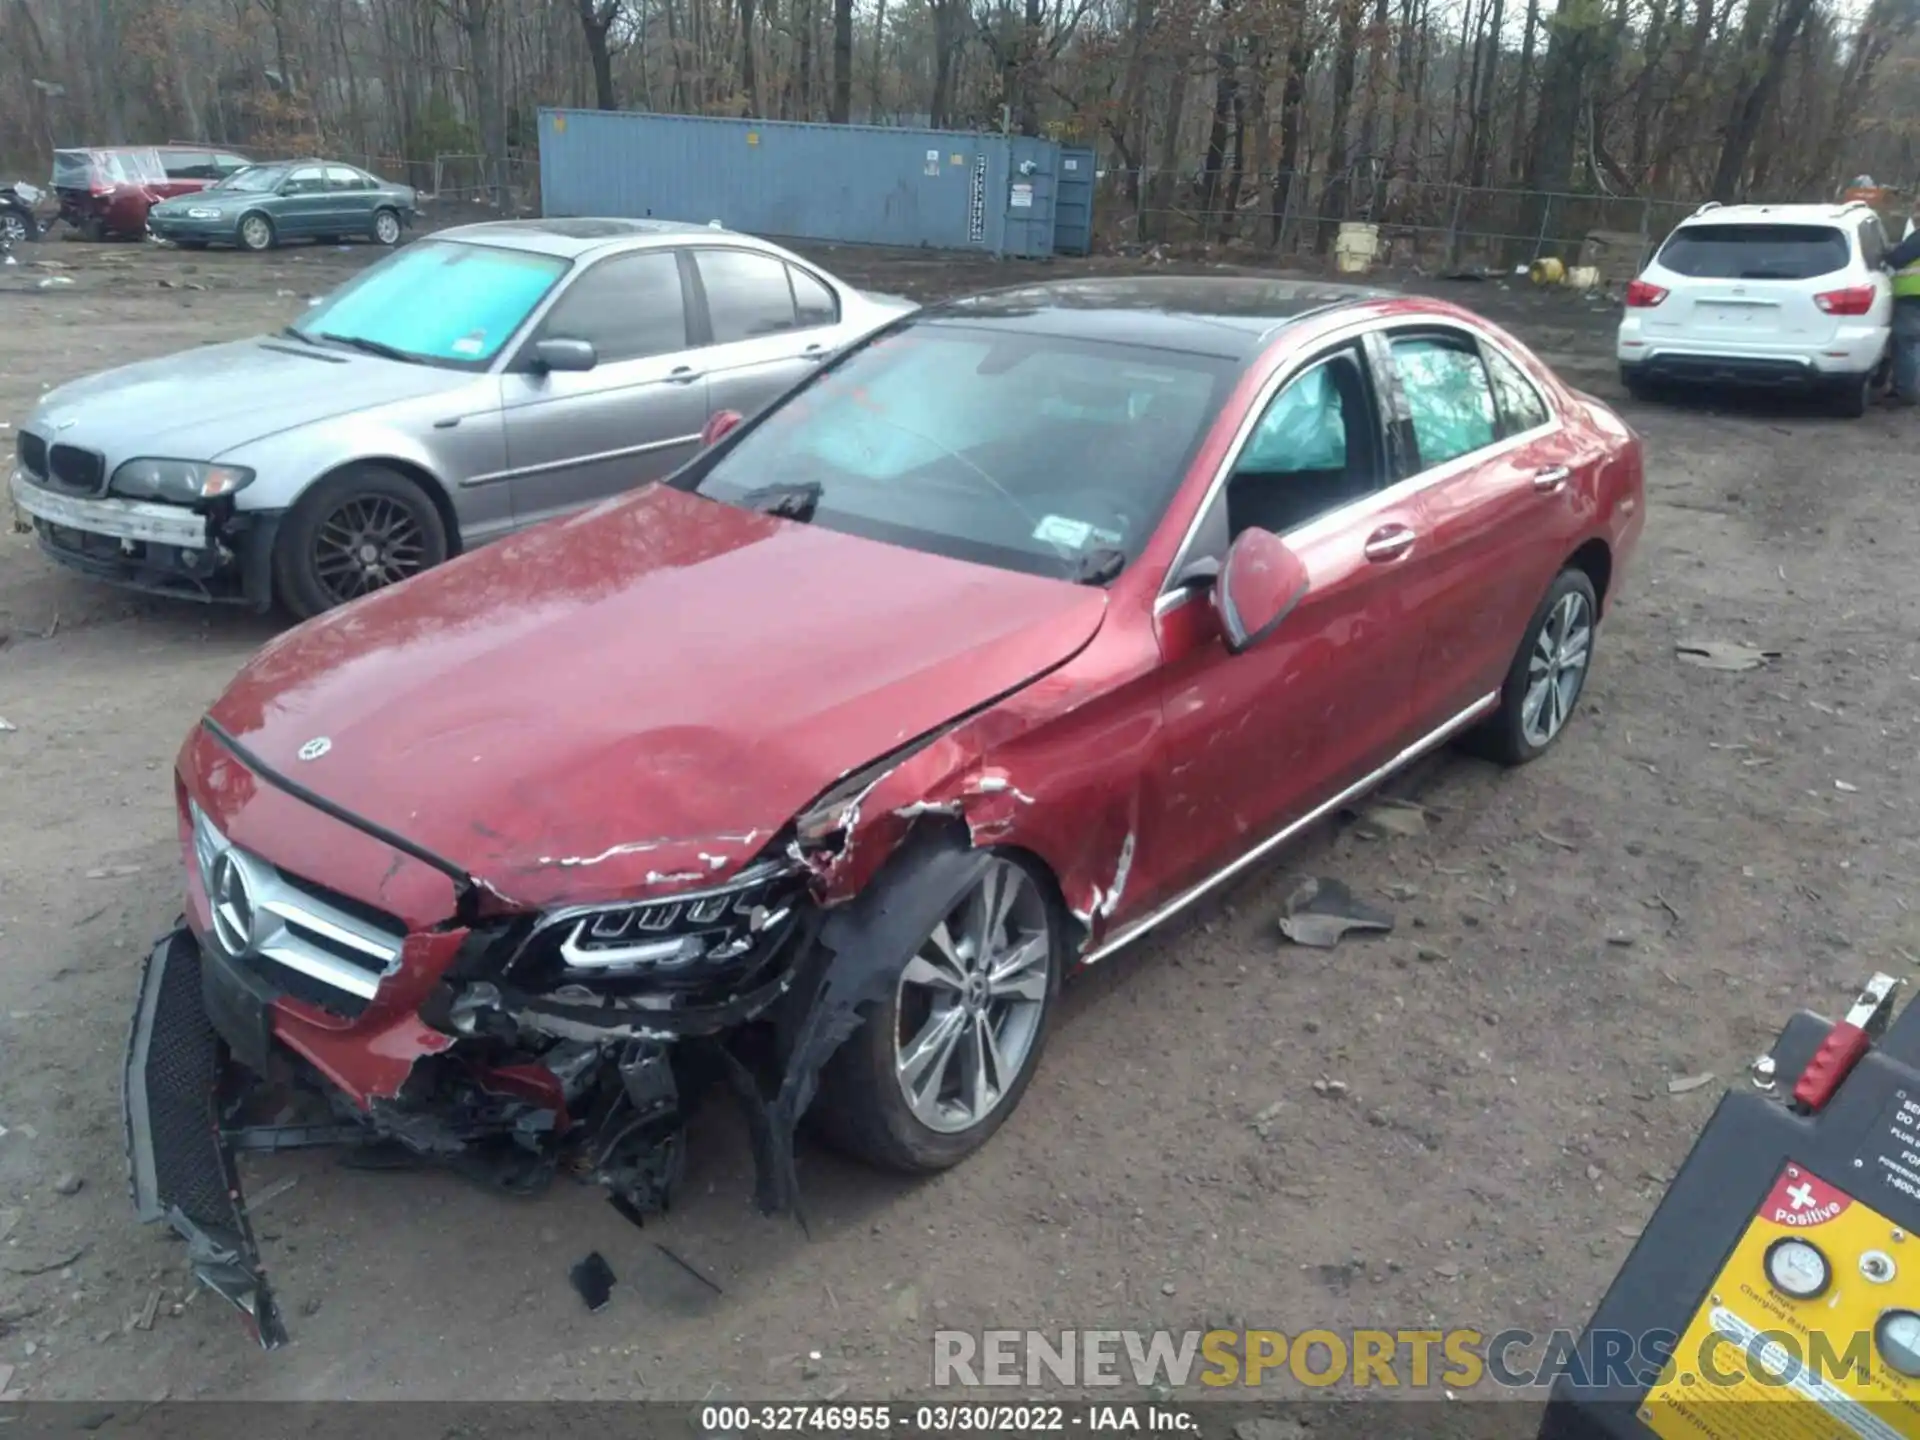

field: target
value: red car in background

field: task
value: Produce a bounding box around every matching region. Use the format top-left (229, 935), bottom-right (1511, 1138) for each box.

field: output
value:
top-left (53, 145), bottom-right (252, 239)
top-left (123, 278), bottom-right (1643, 1349)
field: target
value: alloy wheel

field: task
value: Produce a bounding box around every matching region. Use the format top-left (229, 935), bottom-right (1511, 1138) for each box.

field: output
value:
top-left (312, 495), bottom-right (429, 603)
top-left (1521, 589), bottom-right (1592, 748)
top-left (893, 857), bottom-right (1051, 1135)
top-left (241, 216), bottom-right (271, 250)
top-left (374, 211), bottom-right (401, 245)
top-left (0, 212), bottom-right (26, 245)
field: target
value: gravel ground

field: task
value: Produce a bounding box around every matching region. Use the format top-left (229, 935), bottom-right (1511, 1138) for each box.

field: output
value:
top-left (0, 224), bottom-right (1913, 1407)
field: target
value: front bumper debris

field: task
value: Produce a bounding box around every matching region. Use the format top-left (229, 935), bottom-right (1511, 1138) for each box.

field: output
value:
top-left (13, 471), bottom-right (282, 609)
top-left (124, 926), bottom-right (287, 1349)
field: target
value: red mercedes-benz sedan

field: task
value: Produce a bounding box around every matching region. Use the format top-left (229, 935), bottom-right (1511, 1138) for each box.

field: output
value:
top-left (126, 277), bottom-right (1642, 1346)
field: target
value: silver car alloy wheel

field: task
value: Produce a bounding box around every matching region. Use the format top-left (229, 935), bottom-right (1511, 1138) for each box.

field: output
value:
top-left (312, 495), bottom-right (429, 603)
top-left (0, 211), bottom-right (26, 245)
top-left (1521, 589), bottom-right (1592, 748)
top-left (893, 856), bottom-right (1050, 1135)
top-left (241, 215), bottom-right (271, 251)
top-left (374, 211), bottom-right (401, 245)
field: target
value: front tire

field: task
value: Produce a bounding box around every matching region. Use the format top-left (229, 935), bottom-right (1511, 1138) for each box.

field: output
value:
top-left (372, 209), bottom-right (403, 247)
top-left (1472, 567), bottom-right (1599, 766)
top-left (0, 204), bottom-right (36, 246)
top-left (237, 212), bottom-right (276, 252)
top-left (814, 852), bottom-right (1063, 1173)
top-left (272, 466), bottom-right (450, 619)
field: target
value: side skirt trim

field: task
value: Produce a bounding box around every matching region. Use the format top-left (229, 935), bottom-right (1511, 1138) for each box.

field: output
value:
top-left (1082, 691), bottom-right (1500, 964)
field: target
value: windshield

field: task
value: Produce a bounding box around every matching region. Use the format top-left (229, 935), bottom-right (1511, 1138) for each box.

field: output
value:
top-left (692, 322), bottom-right (1234, 581)
top-left (291, 239), bottom-right (569, 369)
top-left (1658, 223), bottom-right (1850, 280)
top-left (52, 152), bottom-right (96, 188)
top-left (216, 165), bottom-right (287, 193)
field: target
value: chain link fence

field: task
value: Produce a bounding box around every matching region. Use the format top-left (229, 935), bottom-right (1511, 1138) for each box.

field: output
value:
top-left (1109, 167), bottom-right (1701, 274)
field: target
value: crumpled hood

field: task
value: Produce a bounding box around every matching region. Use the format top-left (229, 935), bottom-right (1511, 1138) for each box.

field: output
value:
top-left (203, 484), bottom-right (1107, 913)
top-left (32, 339), bottom-right (468, 460)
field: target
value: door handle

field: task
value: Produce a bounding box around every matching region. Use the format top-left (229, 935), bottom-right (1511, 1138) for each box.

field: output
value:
top-left (667, 366), bottom-right (702, 384)
top-left (1533, 464), bottom-right (1572, 492)
top-left (1363, 525), bottom-right (1417, 562)
top-left (803, 342), bottom-right (827, 354)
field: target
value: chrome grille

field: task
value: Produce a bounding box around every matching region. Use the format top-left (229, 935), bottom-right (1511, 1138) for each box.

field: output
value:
top-left (191, 803), bottom-right (405, 1007)
top-left (48, 443), bottom-right (106, 495)
top-left (17, 431), bottom-right (47, 481)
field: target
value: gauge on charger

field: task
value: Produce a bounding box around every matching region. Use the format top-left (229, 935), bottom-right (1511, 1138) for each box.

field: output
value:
top-left (1764, 1237), bottom-right (1832, 1300)
top-left (1877, 1311), bottom-right (1920, 1377)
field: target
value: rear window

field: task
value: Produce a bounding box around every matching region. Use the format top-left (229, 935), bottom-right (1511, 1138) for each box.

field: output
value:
top-left (1657, 223), bottom-right (1850, 281)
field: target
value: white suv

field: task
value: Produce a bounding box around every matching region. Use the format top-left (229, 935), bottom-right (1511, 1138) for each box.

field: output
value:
top-left (1617, 201), bottom-right (1892, 417)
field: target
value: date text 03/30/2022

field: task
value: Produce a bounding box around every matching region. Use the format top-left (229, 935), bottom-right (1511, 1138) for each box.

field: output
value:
top-left (700, 1405), bottom-right (1199, 1433)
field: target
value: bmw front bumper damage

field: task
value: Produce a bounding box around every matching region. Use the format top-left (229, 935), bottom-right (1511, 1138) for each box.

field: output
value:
top-left (11, 470), bottom-right (282, 610)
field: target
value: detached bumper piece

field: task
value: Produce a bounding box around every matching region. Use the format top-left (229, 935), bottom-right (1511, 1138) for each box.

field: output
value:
top-left (124, 927), bottom-right (288, 1349)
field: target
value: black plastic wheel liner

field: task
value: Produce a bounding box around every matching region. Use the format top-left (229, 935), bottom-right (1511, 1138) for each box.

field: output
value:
top-left (744, 832), bottom-right (993, 1226)
top-left (124, 925), bottom-right (288, 1349)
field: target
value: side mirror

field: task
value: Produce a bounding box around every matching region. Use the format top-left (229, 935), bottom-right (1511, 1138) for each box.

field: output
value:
top-left (701, 409), bottom-right (744, 447)
top-left (530, 338), bottom-right (597, 374)
top-left (1213, 527), bottom-right (1309, 655)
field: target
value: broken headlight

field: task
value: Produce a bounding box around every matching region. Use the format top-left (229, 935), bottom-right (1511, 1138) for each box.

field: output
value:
top-left (515, 859), bottom-right (809, 992)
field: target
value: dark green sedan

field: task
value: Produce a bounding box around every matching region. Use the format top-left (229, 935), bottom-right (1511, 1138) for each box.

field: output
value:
top-left (148, 160), bottom-right (418, 252)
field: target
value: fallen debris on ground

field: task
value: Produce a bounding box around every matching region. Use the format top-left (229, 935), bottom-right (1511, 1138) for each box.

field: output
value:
top-left (1279, 877), bottom-right (1396, 948)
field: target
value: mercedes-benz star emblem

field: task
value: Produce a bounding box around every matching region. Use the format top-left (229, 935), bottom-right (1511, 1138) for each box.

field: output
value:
top-left (209, 849), bottom-right (255, 958)
top-left (297, 737), bottom-right (331, 762)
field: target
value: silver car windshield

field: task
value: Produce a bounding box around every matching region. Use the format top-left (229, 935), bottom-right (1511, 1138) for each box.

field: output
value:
top-left (694, 322), bottom-right (1232, 582)
top-left (290, 240), bottom-right (570, 371)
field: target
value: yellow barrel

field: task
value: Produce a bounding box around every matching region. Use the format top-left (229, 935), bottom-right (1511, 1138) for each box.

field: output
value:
top-left (1530, 256), bottom-right (1566, 286)
top-left (1334, 222), bottom-right (1380, 274)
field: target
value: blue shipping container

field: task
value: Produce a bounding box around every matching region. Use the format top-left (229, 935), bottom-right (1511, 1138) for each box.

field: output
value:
top-left (537, 109), bottom-right (1085, 260)
top-left (1054, 146), bottom-right (1096, 256)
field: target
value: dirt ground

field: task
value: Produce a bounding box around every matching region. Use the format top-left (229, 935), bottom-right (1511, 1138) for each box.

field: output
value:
top-left (0, 224), bottom-right (1913, 1409)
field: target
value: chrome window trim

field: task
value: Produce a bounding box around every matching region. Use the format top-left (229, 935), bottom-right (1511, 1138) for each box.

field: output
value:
top-left (1083, 689), bottom-right (1498, 963)
top-left (1154, 315), bottom-right (1563, 611)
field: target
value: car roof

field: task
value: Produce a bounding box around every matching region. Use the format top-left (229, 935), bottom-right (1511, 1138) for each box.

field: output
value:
top-left (915, 276), bottom-right (1394, 359)
top-left (1678, 201), bottom-right (1872, 227)
top-left (435, 216), bottom-right (735, 259)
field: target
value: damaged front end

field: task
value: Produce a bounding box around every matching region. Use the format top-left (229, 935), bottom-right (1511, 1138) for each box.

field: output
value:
top-left (123, 794), bottom-right (854, 1347)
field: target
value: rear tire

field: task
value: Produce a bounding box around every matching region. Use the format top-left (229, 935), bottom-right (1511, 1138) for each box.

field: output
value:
top-left (372, 208), bottom-right (403, 247)
top-left (1469, 567), bottom-right (1599, 767)
top-left (1829, 371), bottom-right (1872, 419)
top-left (237, 212), bottom-right (276, 253)
top-left (1619, 366), bottom-right (1655, 403)
top-left (272, 466), bottom-right (450, 619)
